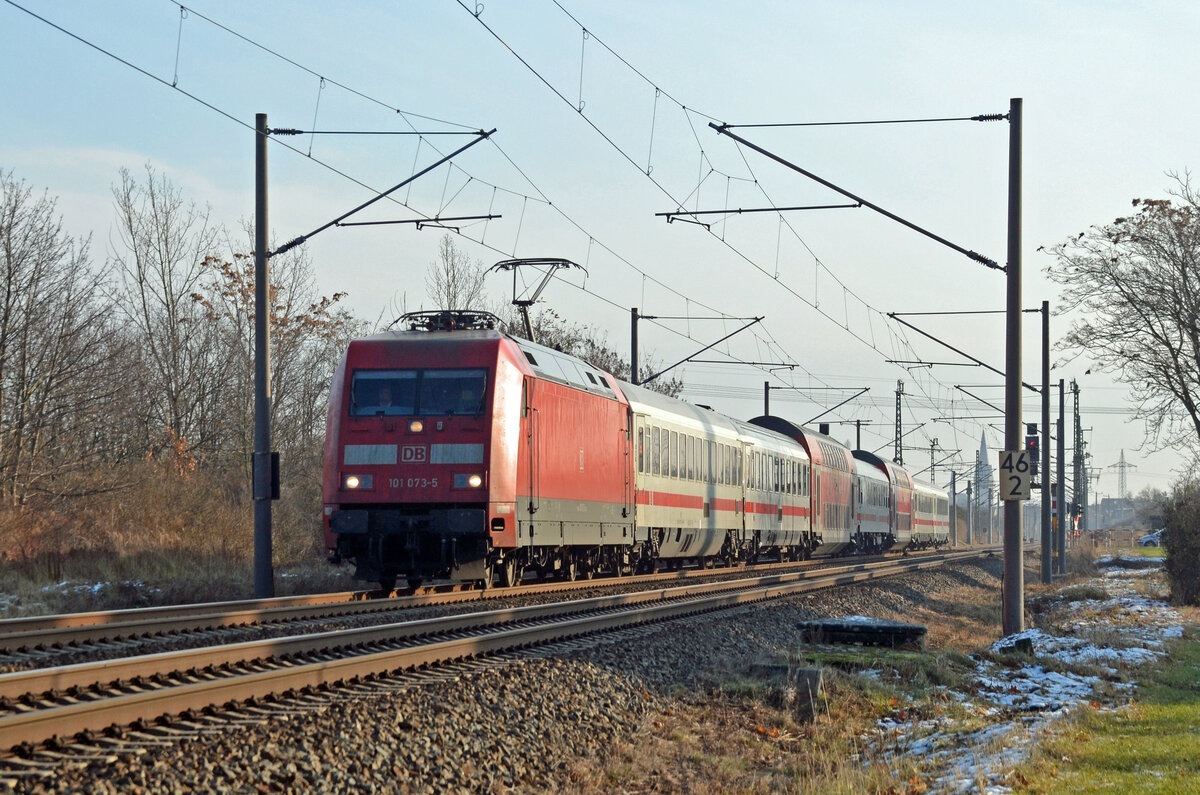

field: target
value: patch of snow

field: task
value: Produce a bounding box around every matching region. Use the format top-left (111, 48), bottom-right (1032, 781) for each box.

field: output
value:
top-left (991, 627), bottom-right (1165, 675)
top-left (1099, 566), bottom-right (1160, 578)
top-left (974, 661), bottom-right (1116, 710)
top-left (1094, 555), bottom-right (1163, 567)
top-left (37, 580), bottom-right (162, 598)
top-left (865, 563), bottom-right (1188, 792)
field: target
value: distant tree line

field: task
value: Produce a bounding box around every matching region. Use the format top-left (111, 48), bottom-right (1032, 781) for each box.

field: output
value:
top-left (0, 166), bottom-right (364, 565)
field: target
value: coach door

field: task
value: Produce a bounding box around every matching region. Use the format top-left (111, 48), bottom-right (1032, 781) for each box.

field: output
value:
top-left (524, 377), bottom-right (539, 519)
top-left (889, 482), bottom-right (898, 535)
top-left (622, 411), bottom-right (635, 520)
top-left (814, 469), bottom-right (822, 534)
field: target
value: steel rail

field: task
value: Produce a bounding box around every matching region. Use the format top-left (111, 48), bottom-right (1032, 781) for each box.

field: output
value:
top-left (0, 550), bottom-right (957, 651)
top-left (0, 550), bottom-right (991, 751)
top-left (0, 554), bottom-right (887, 637)
top-left (0, 591), bottom-right (367, 636)
top-left (0, 553), bottom-right (950, 701)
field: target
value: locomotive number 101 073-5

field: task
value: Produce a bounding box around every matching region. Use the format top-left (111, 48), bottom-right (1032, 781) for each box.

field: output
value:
top-left (388, 477), bottom-right (439, 489)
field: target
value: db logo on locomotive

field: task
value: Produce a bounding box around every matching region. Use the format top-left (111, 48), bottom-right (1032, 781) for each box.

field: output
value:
top-left (401, 445), bottom-right (427, 463)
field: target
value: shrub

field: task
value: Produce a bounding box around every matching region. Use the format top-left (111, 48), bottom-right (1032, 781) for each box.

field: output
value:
top-left (1162, 480), bottom-right (1200, 605)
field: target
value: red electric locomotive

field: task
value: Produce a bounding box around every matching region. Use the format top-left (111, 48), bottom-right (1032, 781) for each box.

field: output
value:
top-left (323, 310), bottom-right (635, 590)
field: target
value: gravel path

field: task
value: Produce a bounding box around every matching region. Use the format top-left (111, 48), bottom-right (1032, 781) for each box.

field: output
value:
top-left (3, 557), bottom-right (1003, 793)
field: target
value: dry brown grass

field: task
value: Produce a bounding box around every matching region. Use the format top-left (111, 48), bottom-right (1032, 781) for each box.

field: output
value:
top-left (0, 458), bottom-right (344, 615)
top-left (908, 587), bottom-right (1003, 651)
top-left (1176, 604), bottom-right (1200, 625)
top-left (559, 682), bottom-right (928, 794)
top-left (556, 561), bottom-right (1007, 793)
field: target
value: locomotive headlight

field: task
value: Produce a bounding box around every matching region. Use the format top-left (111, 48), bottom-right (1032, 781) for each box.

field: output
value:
top-left (342, 473), bottom-right (373, 490)
top-left (408, 420), bottom-right (424, 433)
top-left (453, 473), bottom-right (484, 489)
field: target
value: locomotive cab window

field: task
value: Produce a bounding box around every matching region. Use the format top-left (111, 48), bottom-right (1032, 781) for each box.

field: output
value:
top-left (421, 369), bottom-right (487, 415)
top-left (350, 370), bottom-right (417, 416)
top-left (350, 368), bottom-right (487, 417)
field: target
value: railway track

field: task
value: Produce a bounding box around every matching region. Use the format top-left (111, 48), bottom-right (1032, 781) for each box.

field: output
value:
top-left (0, 548), bottom-right (993, 760)
top-left (0, 548), bottom-right (979, 669)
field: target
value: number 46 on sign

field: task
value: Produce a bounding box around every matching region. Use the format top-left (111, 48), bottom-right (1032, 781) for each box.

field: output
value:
top-left (998, 449), bottom-right (1031, 501)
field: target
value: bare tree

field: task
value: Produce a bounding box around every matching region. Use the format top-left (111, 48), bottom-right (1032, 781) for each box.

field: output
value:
top-left (109, 165), bottom-right (223, 458)
top-left (424, 234), bottom-right (486, 311)
top-left (0, 170), bottom-right (122, 505)
top-left (195, 235), bottom-right (366, 470)
top-left (1133, 485), bottom-right (1167, 527)
top-left (1046, 174), bottom-right (1200, 456)
top-left (0, 167), bottom-right (376, 567)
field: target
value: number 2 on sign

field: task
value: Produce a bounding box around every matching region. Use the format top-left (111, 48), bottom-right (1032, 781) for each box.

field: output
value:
top-left (998, 450), bottom-right (1031, 501)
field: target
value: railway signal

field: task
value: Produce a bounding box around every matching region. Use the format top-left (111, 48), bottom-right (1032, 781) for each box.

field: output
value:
top-left (1025, 423), bottom-right (1039, 480)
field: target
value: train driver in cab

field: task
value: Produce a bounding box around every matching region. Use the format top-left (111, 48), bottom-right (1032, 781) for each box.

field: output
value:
top-left (368, 383), bottom-right (410, 415)
top-left (458, 384), bottom-right (483, 415)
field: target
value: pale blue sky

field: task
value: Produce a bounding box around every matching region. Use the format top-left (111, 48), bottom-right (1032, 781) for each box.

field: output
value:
top-left (2, 0), bottom-right (1196, 496)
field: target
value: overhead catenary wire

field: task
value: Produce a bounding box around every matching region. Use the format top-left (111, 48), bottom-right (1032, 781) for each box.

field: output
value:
top-left (0, 0), bottom-right (515, 252)
top-left (519, 2), bottom-right (1017, 455)
top-left (2, 1), bottom-right (788, 388)
top-left (432, 3), bottom-right (945, 444)
top-left (13, 0), bottom-right (977, 458)
top-left (163, 0), bottom-right (480, 130)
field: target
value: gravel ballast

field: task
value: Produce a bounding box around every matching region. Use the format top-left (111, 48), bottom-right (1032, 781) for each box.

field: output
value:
top-left (4, 557), bottom-right (1004, 793)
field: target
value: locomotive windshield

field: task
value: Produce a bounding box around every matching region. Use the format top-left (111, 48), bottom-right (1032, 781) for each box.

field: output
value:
top-left (350, 368), bottom-right (487, 417)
